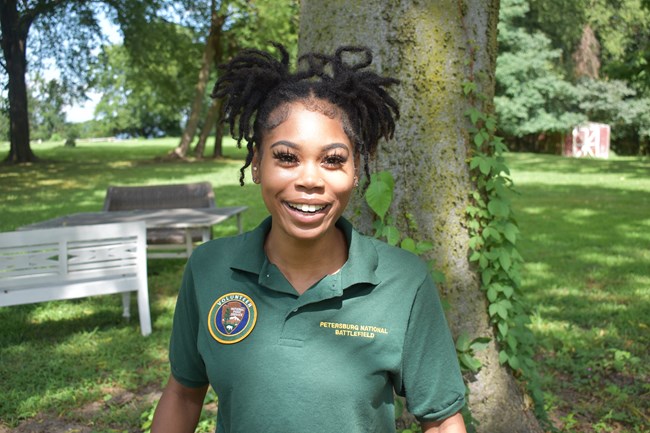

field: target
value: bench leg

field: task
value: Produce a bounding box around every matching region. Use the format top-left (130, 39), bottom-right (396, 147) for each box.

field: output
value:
top-left (136, 280), bottom-right (152, 336)
top-left (185, 229), bottom-right (193, 258)
top-left (122, 292), bottom-right (131, 319)
top-left (237, 214), bottom-right (243, 234)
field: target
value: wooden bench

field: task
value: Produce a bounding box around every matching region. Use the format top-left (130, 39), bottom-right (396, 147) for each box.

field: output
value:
top-left (103, 182), bottom-right (216, 258)
top-left (0, 222), bottom-right (151, 336)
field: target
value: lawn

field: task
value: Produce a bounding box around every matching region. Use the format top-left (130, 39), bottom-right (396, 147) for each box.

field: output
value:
top-left (0, 140), bottom-right (648, 432)
top-left (508, 153), bottom-right (649, 432)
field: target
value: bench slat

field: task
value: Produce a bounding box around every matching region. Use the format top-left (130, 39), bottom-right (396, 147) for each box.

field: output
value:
top-left (0, 222), bottom-right (151, 336)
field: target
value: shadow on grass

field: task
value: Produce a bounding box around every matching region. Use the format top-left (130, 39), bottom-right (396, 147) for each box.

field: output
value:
top-left (514, 182), bottom-right (650, 347)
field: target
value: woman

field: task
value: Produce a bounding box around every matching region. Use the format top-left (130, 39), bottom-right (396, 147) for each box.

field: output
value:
top-left (152, 44), bottom-right (467, 433)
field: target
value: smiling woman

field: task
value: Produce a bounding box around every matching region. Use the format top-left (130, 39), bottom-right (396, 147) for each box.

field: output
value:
top-left (151, 44), bottom-right (467, 433)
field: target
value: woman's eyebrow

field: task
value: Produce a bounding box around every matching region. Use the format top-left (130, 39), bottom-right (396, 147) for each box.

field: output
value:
top-left (270, 140), bottom-right (298, 149)
top-left (269, 141), bottom-right (350, 152)
top-left (323, 143), bottom-right (350, 152)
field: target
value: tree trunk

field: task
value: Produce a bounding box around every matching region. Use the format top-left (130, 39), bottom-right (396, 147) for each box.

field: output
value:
top-left (194, 98), bottom-right (222, 158)
top-left (1, 0), bottom-right (36, 163)
top-left (299, 1), bottom-right (543, 432)
top-left (212, 109), bottom-right (225, 159)
top-left (170, 1), bottom-right (222, 159)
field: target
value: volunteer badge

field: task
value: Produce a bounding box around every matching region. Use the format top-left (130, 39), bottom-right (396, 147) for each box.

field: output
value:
top-left (208, 293), bottom-right (257, 344)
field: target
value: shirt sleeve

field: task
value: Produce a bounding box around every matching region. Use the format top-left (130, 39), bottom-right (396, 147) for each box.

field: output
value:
top-left (399, 273), bottom-right (466, 422)
top-left (169, 260), bottom-right (210, 388)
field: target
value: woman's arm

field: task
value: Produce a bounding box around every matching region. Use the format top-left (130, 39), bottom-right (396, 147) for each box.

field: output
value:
top-left (421, 412), bottom-right (467, 433)
top-left (151, 374), bottom-right (209, 433)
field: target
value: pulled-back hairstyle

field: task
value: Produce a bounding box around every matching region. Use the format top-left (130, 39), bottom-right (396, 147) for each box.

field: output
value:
top-left (212, 43), bottom-right (400, 185)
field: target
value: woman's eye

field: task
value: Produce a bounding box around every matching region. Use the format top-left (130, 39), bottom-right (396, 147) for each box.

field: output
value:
top-left (323, 154), bottom-right (347, 167)
top-left (272, 150), bottom-right (298, 164)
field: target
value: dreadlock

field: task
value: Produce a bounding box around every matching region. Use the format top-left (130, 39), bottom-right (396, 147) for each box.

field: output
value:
top-left (212, 43), bottom-right (400, 185)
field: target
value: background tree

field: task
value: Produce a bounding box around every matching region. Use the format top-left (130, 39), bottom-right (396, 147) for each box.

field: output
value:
top-left (92, 24), bottom-right (200, 138)
top-left (512, 0), bottom-right (650, 154)
top-left (27, 73), bottom-right (67, 142)
top-left (0, 0), bottom-right (162, 163)
top-left (495, 0), bottom-right (585, 152)
top-left (299, 1), bottom-right (543, 432)
top-left (167, 0), bottom-right (299, 159)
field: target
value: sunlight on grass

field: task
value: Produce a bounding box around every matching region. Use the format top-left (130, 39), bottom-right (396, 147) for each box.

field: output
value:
top-left (508, 152), bottom-right (649, 431)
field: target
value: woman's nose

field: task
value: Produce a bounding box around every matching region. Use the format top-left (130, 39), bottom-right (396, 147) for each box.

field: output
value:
top-left (296, 162), bottom-right (324, 190)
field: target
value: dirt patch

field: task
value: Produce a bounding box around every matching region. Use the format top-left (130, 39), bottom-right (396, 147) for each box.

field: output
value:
top-left (1, 384), bottom-right (162, 433)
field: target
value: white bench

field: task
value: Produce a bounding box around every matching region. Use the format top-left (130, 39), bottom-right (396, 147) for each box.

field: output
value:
top-left (0, 222), bottom-right (151, 336)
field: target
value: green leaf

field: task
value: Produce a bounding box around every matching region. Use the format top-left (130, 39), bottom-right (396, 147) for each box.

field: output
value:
top-left (507, 333), bottom-right (518, 351)
top-left (496, 302), bottom-right (509, 319)
top-left (470, 337), bottom-right (491, 352)
top-left (487, 285), bottom-right (498, 302)
top-left (459, 352), bottom-right (482, 373)
top-left (474, 132), bottom-right (485, 147)
top-left (485, 116), bottom-right (496, 132)
top-left (508, 355), bottom-right (520, 370)
top-left (499, 350), bottom-right (509, 365)
top-left (498, 321), bottom-right (508, 337)
top-left (400, 237), bottom-right (416, 253)
top-left (469, 156), bottom-right (482, 170)
top-left (415, 241), bottom-right (433, 254)
top-left (365, 171), bottom-right (394, 221)
top-left (487, 198), bottom-right (509, 217)
top-left (456, 331), bottom-right (471, 351)
top-left (462, 81), bottom-right (477, 95)
top-left (503, 285), bottom-right (514, 299)
top-left (498, 251), bottom-right (512, 271)
top-left (481, 269), bottom-right (495, 286)
top-left (479, 158), bottom-right (492, 175)
top-left (431, 269), bottom-right (446, 284)
top-left (466, 107), bottom-right (482, 125)
top-left (478, 254), bottom-right (488, 269)
top-left (384, 225), bottom-right (400, 246)
top-left (503, 222), bottom-right (518, 243)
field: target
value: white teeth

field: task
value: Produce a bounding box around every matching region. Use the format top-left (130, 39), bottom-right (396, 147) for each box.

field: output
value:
top-left (289, 203), bottom-right (325, 213)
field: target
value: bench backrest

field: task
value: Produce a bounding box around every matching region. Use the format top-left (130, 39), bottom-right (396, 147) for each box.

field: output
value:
top-left (103, 182), bottom-right (215, 211)
top-left (0, 222), bottom-right (147, 299)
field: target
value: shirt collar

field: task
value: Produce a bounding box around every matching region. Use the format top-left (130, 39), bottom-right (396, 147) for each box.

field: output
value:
top-left (230, 216), bottom-right (380, 290)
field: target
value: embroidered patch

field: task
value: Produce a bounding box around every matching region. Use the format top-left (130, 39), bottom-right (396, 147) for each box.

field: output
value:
top-left (208, 293), bottom-right (257, 344)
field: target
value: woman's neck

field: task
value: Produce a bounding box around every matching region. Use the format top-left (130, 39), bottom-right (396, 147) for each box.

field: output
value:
top-left (264, 226), bottom-right (348, 294)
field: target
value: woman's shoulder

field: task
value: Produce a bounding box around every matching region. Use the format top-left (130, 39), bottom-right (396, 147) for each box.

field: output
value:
top-left (188, 229), bottom-right (259, 267)
top-left (357, 230), bottom-right (430, 277)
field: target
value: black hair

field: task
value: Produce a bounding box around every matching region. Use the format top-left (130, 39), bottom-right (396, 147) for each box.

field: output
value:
top-left (212, 43), bottom-right (400, 185)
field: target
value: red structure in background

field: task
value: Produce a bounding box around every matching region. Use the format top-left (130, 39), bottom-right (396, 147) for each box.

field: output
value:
top-left (563, 123), bottom-right (611, 158)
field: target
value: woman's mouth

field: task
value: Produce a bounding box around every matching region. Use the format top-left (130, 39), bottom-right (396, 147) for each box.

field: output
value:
top-left (285, 202), bottom-right (327, 213)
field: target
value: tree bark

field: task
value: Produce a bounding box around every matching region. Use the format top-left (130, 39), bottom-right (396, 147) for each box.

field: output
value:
top-left (212, 108), bottom-right (225, 158)
top-left (170, 1), bottom-right (223, 159)
top-left (1, 0), bottom-right (36, 163)
top-left (194, 98), bottom-right (222, 158)
top-left (299, 1), bottom-right (543, 432)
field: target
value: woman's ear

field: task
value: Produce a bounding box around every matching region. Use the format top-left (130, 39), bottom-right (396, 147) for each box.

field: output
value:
top-left (353, 153), bottom-right (361, 187)
top-left (251, 150), bottom-right (261, 184)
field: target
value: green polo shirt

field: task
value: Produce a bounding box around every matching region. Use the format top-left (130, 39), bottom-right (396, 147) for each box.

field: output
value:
top-left (169, 217), bottom-right (465, 433)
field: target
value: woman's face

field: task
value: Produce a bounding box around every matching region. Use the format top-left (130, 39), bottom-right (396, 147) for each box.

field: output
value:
top-left (254, 101), bottom-right (357, 244)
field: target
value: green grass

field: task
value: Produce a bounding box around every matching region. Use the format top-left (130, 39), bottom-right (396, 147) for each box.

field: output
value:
top-left (0, 142), bottom-right (648, 432)
top-left (508, 153), bottom-right (650, 432)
